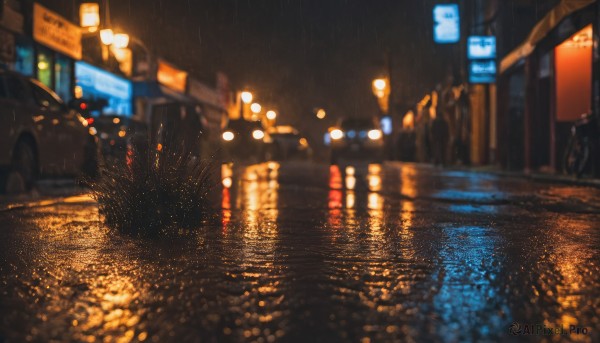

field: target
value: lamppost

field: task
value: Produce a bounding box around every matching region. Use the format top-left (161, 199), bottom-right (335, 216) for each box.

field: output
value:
top-left (250, 102), bottom-right (262, 121)
top-left (372, 78), bottom-right (390, 115)
top-left (240, 91), bottom-right (253, 120)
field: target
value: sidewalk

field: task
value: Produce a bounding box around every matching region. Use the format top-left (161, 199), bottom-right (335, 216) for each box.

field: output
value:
top-left (455, 164), bottom-right (600, 188)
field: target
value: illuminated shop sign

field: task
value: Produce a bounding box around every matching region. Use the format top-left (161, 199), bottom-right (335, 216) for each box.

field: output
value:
top-left (433, 4), bottom-right (460, 44)
top-left (75, 62), bottom-right (132, 115)
top-left (469, 60), bottom-right (496, 84)
top-left (33, 3), bottom-right (82, 59)
top-left (468, 36), bottom-right (496, 59)
top-left (157, 60), bottom-right (187, 93)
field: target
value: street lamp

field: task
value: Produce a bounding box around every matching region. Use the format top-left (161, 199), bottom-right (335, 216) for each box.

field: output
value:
top-left (100, 29), bottom-right (114, 45)
top-left (113, 33), bottom-right (130, 49)
top-left (241, 91), bottom-right (253, 104)
top-left (373, 78), bottom-right (386, 92)
top-left (239, 91), bottom-right (253, 120)
top-left (316, 108), bottom-right (326, 119)
top-left (372, 77), bottom-right (390, 114)
top-left (251, 103), bottom-right (262, 114)
top-left (266, 110), bottom-right (277, 120)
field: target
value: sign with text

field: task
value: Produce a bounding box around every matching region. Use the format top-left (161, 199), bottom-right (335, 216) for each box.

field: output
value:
top-left (433, 4), bottom-right (460, 44)
top-left (33, 3), bottom-right (82, 60)
top-left (468, 36), bottom-right (496, 59)
top-left (157, 60), bottom-right (187, 93)
top-left (469, 60), bottom-right (496, 83)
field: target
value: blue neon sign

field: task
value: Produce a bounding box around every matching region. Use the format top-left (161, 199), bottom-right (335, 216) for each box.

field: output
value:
top-left (433, 4), bottom-right (460, 44)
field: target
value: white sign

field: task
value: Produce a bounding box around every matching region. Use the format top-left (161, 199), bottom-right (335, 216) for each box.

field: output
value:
top-left (468, 36), bottom-right (496, 59)
top-left (33, 3), bottom-right (82, 60)
top-left (433, 4), bottom-right (460, 44)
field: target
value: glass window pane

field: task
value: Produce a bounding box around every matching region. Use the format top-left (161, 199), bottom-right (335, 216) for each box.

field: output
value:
top-left (37, 49), bottom-right (52, 88)
top-left (30, 81), bottom-right (63, 111)
top-left (54, 55), bottom-right (72, 102)
top-left (6, 76), bottom-right (33, 104)
top-left (14, 41), bottom-right (34, 77)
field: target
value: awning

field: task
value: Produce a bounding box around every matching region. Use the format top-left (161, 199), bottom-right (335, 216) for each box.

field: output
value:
top-left (499, 0), bottom-right (596, 74)
top-left (133, 81), bottom-right (193, 104)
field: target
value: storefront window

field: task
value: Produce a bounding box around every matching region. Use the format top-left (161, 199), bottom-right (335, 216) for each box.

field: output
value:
top-left (55, 54), bottom-right (72, 102)
top-left (37, 48), bottom-right (52, 88)
top-left (14, 41), bottom-right (34, 77)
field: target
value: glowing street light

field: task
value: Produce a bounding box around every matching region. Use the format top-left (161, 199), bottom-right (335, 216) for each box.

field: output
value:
top-left (373, 78), bottom-right (387, 92)
top-left (100, 29), bottom-right (114, 45)
top-left (241, 91), bottom-right (253, 104)
top-left (316, 108), bottom-right (326, 119)
top-left (251, 103), bottom-right (262, 114)
top-left (113, 33), bottom-right (130, 49)
top-left (372, 77), bottom-right (390, 114)
top-left (80, 3), bottom-right (100, 32)
top-left (266, 110), bottom-right (277, 120)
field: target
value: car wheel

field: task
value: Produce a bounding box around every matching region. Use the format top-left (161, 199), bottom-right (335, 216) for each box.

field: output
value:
top-left (12, 140), bottom-right (38, 191)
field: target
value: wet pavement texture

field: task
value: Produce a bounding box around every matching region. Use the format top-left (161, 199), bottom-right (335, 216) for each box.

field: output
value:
top-left (1, 161), bottom-right (600, 342)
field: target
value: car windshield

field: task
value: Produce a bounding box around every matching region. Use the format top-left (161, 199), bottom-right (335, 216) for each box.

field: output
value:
top-left (341, 118), bottom-right (376, 130)
top-left (226, 120), bottom-right (262, 132)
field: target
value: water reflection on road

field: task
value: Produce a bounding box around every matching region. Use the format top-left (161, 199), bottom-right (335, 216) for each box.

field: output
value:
top-left (1, 162), bottom-right (600, 342)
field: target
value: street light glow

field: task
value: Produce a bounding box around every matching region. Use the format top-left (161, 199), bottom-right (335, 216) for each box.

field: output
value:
top-left (100, 29), bottom-right (114, 45)
top-left (316, 108), bottom-right (326, 119)
top-left (266, 110), bottom-right (277, 120)
top-left (373, 78), bottom-right (387, 91)
top-left (251, 103), bottom-right (262, 113)
top-left (241, 91), bottom-right (253, 104)
top-left (113, 33), bottom-right (130, 49)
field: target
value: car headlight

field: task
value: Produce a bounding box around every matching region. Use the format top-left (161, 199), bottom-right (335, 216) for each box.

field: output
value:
top-left (368, 129), bottom-right (382, 140)
top-left (330, 129), bottom-right (344, 140)
top-left (222, 131), bottom-right (235, 141)
top-left (252, 129), bottom-right (265, 140)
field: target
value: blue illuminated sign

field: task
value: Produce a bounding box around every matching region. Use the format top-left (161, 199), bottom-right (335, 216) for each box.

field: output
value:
top-left (75, 62), bottom-right (132, 115)
top-left (380, 116), bottom-right (392, 135)
top-left (469, 60), bottom-right (496, 83)
top-left (468, 36), bottom-right (496, 59)
top-left (433, 4), bottom-right (460, 44)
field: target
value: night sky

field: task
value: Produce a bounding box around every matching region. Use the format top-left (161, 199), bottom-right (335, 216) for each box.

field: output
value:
top-left (107, 0), bottom-right (453, 131)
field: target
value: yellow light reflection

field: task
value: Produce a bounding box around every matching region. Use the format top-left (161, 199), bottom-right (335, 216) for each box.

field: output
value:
top-left (345, 175), bottom-right (356, 190)
top-left (346, 191), bottom-right (355, 209)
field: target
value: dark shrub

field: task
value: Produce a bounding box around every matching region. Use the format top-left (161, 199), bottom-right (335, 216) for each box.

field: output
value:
top-left (89, 143), bottom-right (218, 237)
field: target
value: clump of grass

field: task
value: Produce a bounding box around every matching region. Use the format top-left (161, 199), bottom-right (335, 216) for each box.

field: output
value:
top-left (89, 142), bottom-right (218, 237)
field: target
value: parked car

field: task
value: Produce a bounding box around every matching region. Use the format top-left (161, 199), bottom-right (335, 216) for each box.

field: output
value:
top-left (268, 125), bottom-right (312, 160)
top-left (88, 115), bottom-right (148, 165)
top-left (221, 119), bottom-right (270, 162)
top-left (0, 70), bottom-right (99, 192)
top-left (329, 117), bottom-right (384, 164)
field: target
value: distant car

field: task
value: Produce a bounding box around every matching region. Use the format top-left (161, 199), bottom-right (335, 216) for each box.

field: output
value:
top-left (88, 115), bottom-right (148, 165)
top-left (0, 70), bottom-right (99, 192)
top-left (329, 117), bottom-right (384, 164)
top-left (268, 125), bottom-right (312, 160)
top-left (221, 119), bottom-right (270, 162)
